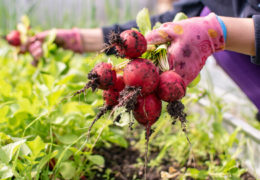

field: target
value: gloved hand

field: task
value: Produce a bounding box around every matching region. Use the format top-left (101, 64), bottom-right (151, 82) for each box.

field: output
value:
top-left (22, 28), bottom-right (84, 63)
top-left (146, 13), bottom-right (225, 86)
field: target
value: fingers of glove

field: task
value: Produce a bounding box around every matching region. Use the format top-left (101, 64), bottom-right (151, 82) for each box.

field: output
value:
top-left (146, 22), bottom-right (183, 45)
top-left (34, 31), bottom-right (50, 41)
top-left (29, 41), bottom-right (43, 60)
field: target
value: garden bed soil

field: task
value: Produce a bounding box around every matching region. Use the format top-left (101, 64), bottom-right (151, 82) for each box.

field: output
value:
top-left (88, 145), bottom-right (256, 180)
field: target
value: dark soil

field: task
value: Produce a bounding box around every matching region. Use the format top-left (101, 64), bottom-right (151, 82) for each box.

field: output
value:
top-left (112, 86), bottom-right (141, 129)
top-left (92, 145), bottom-right (166, 180)
top-left (167, 101), bottom-right (187, 132)
top-left (118, 86), bottom-right (141, 112)
top-left (87, 145), bottom-right (256, 180)
top-left (108, 31), bottom-right (126, 58)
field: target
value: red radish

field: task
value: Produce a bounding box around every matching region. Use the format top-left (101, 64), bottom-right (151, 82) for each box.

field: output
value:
top-left (123, 58), bottom-right (159, 95)
top-left (89, 62), bottom-right (117, 90)
top-left (74, 62), bottom-right (117, 97)
top-left (6, 30), bottom-right (21, 46)
top-left (87, 75), bottom-right (125, 137)
top-left (103, 75), bottom-right (125, 106)
top-left (158, 70), bottom-right (186, 102)
top-left (103, 89), bottom-right (119, 106)
top-left (113, 75), bottom-right (125, 92)
top-left (109, 30), bottom-right (147, 59)
top-left (133, 94), bottom-right (162, 126)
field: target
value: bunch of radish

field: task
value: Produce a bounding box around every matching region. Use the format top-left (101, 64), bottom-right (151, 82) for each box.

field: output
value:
top-left (74, 28), bottom-right (188, 142)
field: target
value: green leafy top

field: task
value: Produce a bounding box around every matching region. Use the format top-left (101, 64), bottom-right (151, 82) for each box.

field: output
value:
top-left (136, 8), bottom-right (152, 36)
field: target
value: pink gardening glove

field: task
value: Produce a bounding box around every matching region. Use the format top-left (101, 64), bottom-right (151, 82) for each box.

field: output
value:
top-left (146, 13), bottom-right (225, 86)
top-left (23, 29), bottom-right (84, 65)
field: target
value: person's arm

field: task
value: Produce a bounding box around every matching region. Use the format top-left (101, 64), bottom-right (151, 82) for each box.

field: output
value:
top-left (220, 16), bottom-right (255, 56)
top-left (79, 28), bottom-right (104, 52)
top-left (84, 16), bottom-right (258, 57)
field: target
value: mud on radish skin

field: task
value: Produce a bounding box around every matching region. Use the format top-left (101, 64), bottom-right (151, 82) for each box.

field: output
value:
top-left (123, 58), bottom-right (159, 95)
top-left (109, 30), bottom-right (147, 59)
top-left (158, 70), bottom-right (186, 102)
top-left (112, 58), bottom-right (160, 124)
top-left (101, 75), bottom-right (125, 113)
top-left (74, 62), bottom-right (116, 96)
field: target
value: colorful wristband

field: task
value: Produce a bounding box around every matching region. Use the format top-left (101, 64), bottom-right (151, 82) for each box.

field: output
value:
top-left (216, 16), bottom-right (227, 42)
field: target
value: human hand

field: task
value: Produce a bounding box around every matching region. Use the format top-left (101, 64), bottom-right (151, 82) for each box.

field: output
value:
top-left (146, 13), bottom-right (225, 86)
top-left (22, 28), bottom-right (84, 64)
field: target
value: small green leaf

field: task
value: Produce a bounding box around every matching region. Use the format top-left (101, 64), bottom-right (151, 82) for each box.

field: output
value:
top-left (19, 143), bottom-right (31, 156)
top-left (36, 150), bottom-right (58, 178)
top-left (188, 73), bottom-right (201, 88)
top-left (21, 15), bottom-right (30, 29)
top-left (187, 168), bottom-right (208, 179)
top-left (87, 155), bottom-right (105, 167)
top-left (47, 89), bottom-right (64, 107)
top-left (16, 81), bottom-right (32, 97)
top-left (0, 79), bottom-right (12, 97)
top-left (0, 139), bottom-right (26, 163)
top-left (0, 164), bottom-right (13, 179)
top-left (136, 8), bottom-right (151, 35)
top-left (0, 149), bottom-right (9, 164)
top-left (173, 12), bottom-right (188, 22)
top-left (227, 127), bottom-right (240, 148)
top-left (0, 132), bottom-right (12, 145)
top-left (45, 29), bottom-right (57, 45)
top-left (17, 98), bottom-right (34, 114)
top-left (56, 134), bottom-right (78, 145)
top-left (131, 28), bottom-right (139, 32)
top-left (104, 134), bottom-right (128, 148)
top-left (0, 106), bottom-right (9, 123)
top-left (223, 159), bottom-right (236, 172)
top-left (26, 136), bottom-right (45, 157)
top-left (42, 74), bottom-right (55, 89)
top-left (10, 111), bottom-right (29, 127)
top-left (153, 22), bottom-right (162, 29)
top-left (59, 161), bottom-right (76, 179)
top-left (62, 102), bottom-right (94, 116)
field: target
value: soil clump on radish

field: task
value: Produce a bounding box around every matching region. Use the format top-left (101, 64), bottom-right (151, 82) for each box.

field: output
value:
top-left (73, 62), bottom-right (116, 97)
top-left (167, 101), bottom-right (187, 130)
top-left (117, 86), bottom-right (142, 112)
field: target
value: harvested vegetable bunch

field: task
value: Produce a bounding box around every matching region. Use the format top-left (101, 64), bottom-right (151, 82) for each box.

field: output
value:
top-left (72, 10), bottom-right (192, 141)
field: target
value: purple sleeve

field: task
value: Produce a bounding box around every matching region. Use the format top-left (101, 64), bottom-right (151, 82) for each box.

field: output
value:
top-left (251, 15), bottom-right (260, 65)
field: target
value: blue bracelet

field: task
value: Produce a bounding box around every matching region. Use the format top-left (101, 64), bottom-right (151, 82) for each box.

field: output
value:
top-left (216, 16), bottom-right (227, 42)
